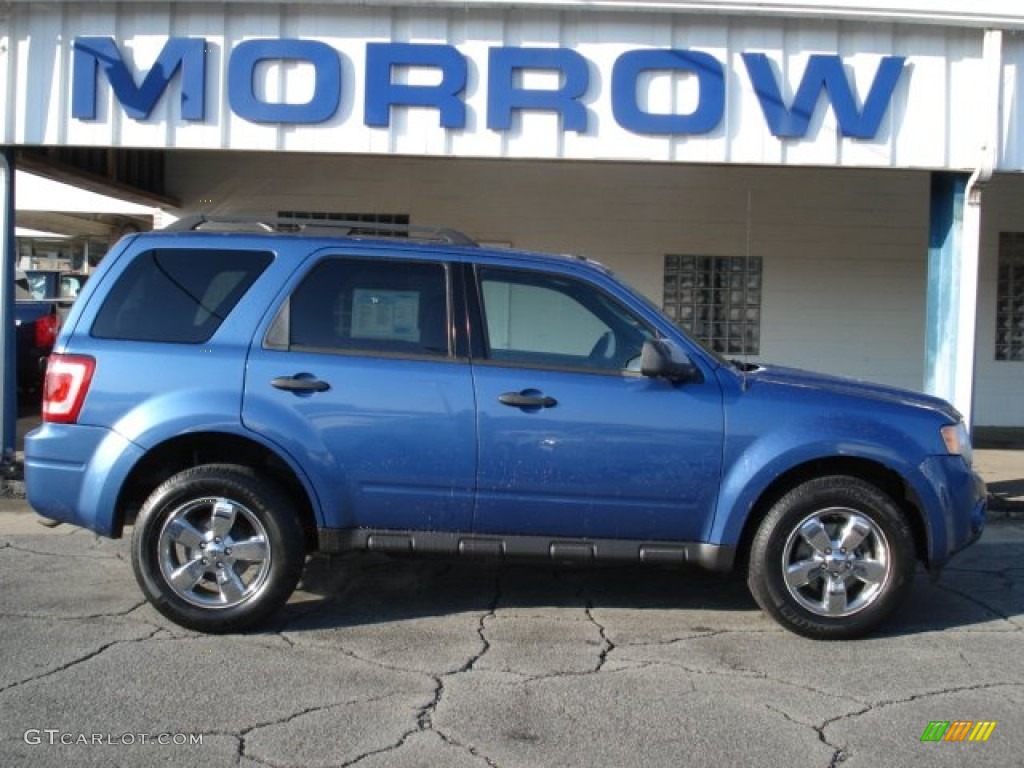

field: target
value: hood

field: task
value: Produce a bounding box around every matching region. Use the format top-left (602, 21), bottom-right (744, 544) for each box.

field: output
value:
top-left (738, 363), bottom-right (961, 421)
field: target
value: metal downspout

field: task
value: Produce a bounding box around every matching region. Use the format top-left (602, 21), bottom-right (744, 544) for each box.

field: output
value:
top-left (956, 29), bottom-right (1002, 430)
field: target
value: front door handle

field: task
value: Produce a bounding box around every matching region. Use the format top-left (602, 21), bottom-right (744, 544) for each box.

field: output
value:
top-left (271, 375), bottom-right (331, 393)
top-left (498, 391), bottom-right (558, 409)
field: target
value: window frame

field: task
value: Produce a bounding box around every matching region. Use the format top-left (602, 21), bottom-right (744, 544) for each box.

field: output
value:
top-left (997, 232), bottom-right (1024, 362)
top-left (662, 253), bottom-right (762, 357)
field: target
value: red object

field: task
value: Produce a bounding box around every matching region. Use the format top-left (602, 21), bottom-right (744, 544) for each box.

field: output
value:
top-left (35, 313), bottom-right (59, 348)
top-left (42, 354), bottom-right (95, 424)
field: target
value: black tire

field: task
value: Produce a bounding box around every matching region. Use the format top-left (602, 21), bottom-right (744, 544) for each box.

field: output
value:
top-left (747, 475), bottom-right (915, 640)
top-left (131, 464), bottom-right (305, 633)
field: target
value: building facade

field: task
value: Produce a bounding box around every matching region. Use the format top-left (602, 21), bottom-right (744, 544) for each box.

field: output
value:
top-left (2, 0), bottom-right (1022, 426)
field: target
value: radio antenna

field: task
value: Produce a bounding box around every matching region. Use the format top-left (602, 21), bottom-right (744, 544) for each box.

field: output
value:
top-left (742, 189), bottom-right (753, 389)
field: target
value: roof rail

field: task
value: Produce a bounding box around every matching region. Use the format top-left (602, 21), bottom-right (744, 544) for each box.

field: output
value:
top-left (164, 214), bottom-right (477, 246)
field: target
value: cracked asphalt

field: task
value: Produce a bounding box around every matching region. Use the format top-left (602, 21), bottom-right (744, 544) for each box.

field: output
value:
top-left (1, 501), bottom-right (1022, 768)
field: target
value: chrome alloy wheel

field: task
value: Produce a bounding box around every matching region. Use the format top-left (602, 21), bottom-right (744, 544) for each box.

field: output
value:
top-left (157, 497), bottom-right (272, 609)
top-left (781, 507), bottom-right (892, 618)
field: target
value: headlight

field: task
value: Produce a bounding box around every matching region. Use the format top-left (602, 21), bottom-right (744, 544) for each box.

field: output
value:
top-left (940, 421), bottom-right (973, 465)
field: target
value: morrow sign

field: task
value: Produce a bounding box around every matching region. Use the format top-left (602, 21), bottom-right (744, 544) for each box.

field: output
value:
top-left (72, 37), bottom-right (906, 139)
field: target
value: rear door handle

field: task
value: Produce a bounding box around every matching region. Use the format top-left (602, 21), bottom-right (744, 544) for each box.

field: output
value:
top-left (271, 375), bottom-right (331, 393)
top-left (498, 391), bottom-right (558, 409)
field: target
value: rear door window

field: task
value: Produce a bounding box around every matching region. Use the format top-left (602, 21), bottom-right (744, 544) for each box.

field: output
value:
top-left (274, 257), bottom-right (450, 358)
top-left (91, 248), bottom-right (272, 343)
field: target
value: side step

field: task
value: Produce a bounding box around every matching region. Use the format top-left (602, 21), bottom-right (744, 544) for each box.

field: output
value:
top-left (317, 528), bottom-right (735, 572)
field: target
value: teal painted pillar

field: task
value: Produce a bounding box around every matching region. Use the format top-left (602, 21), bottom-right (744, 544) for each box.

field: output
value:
top-left (925, 171), bottom-right (982, 428)
top-left (925, 172), bottom-right (967, 401)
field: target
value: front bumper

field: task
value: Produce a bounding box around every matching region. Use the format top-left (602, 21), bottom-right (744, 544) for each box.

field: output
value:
top-left (918, 455), bottom-right (987, 573)
top-left (953, 472), bottom-right (987, 554)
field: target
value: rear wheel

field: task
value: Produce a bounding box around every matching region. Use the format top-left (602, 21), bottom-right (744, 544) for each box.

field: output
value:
top-left (131, 464), bottom-right (304, 633)
top-left (747, 476), bottom-right (916, 640)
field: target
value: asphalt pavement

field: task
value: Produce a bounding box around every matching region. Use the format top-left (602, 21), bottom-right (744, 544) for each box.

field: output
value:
top-left (0, 492), bottom-right (1022, 768)
top-left (5, 398), bottom-right (1023, 766)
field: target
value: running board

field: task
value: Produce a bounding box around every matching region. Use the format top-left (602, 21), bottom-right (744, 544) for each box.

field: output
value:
top-left (317, 528), bottom-right (735, 572)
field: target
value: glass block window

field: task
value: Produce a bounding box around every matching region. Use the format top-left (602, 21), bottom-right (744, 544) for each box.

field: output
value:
top-left (997, 233), bottom-right (1024, 361)
top-left (662, 255), bottom-right (762, 356)
top-left (277, 211), bottom-right (410, 237)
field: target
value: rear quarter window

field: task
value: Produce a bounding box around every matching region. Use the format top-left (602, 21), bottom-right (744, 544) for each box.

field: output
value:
top-left (91, 248), bottom-right (273, 343)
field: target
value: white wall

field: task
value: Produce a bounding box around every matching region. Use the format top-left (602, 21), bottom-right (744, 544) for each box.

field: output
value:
top-left (975, 174), bottom-right (1024, 427)
top-left (167, 152), bottom-right (933, 391)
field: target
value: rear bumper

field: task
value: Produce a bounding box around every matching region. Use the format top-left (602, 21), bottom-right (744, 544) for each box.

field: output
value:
top-left (25, 423), bottom-right (143, 536)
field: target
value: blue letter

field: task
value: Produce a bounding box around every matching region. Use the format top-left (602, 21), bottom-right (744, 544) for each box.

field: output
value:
top-left (228, 39), bottom-right (341, 124)
top-left (365, 43), bottom-right (467, 128)
top-left (72, 37), bottom-right (206, 120)
top-left (487, 47), bottom-right (589, 132)
top-left (612, 49), bottom-right (724, 135)
top-left (742, 53), bottom-right (905, 139)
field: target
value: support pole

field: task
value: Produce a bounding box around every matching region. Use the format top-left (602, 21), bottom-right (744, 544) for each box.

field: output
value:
top-left (924, 172), bottom-right (968, 416)
top-left (0, 148), bottom-right (16, 469)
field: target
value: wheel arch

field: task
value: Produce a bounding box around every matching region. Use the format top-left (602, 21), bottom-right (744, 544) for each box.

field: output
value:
top-left (732, 456), bottom-right (930, 573)
top-left (113, 431), bottom-right (319, 552)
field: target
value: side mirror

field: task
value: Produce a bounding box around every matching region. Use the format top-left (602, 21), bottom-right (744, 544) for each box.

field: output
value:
top-left (641, 339), bottom-right (700, 383)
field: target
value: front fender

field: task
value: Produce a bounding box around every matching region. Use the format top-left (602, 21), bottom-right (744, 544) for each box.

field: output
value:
top-left (709, 419), bottom-right (939, 553)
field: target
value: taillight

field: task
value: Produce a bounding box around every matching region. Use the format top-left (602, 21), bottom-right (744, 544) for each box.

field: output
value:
top-left (42, 354), bottom-right (95, 424)
top-left (35, 313), bottom-right (60, 348)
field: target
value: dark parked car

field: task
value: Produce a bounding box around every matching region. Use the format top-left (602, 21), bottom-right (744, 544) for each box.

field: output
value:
top-left (24, 217), bottom-right (986, 638)
top-left (15, 272), bottom-right (60, 391)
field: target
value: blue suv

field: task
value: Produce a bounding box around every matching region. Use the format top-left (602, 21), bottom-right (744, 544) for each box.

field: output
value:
top-left (25, 216), bottom-right (986, 639)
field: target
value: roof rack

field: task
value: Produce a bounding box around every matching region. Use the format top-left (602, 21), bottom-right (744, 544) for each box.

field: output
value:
top-left (164, 214), bottom-right (478, 246)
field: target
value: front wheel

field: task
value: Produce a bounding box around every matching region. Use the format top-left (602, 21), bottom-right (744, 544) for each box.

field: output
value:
top-left (747, 476), bottom-right (916, 640)
top-left (131, 464), bottom-right (305, 633)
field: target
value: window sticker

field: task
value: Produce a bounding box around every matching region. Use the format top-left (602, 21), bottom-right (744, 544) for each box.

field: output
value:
top-left (351, 289), bottom-right (420, 342)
